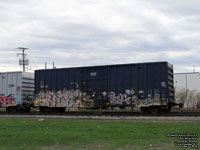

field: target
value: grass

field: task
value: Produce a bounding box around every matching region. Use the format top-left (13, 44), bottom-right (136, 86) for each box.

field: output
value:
top-left (0, 118), bottom-right (199, 150)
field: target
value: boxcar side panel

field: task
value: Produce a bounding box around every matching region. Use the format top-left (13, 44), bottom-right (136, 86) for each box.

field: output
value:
top-left (35, 61), bottom-right (174, 108)
top-left (0, 72), bottom-right (34, 108)
top-left (0, 72), bottom-right (22, 107)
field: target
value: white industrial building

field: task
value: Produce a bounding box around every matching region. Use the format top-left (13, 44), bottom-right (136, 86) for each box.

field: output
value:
top-left (174, 72), bottom-right (200, 109)
top-left (174, 72), bottom-right (200, 92)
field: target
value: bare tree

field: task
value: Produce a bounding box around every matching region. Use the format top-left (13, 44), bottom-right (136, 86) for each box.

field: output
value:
top-left (175, 88), bottom-right (200, 109)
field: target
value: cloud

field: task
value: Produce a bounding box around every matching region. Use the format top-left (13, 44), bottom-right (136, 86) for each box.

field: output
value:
top-left (0, 0), bottom-right (200, 73)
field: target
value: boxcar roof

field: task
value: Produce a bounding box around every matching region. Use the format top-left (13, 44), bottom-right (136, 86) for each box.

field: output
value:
top-left (35, 61), bottom-right (171, 71)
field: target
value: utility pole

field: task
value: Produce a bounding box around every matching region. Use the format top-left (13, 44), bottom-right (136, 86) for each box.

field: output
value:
top-left (17, 47), bottom-right (29, 72)
top-left (193, 65), bottom-right (195, 72)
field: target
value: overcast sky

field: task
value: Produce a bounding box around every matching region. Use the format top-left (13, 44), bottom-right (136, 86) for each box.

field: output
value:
top-left (0, 0), bottom-right (199, 73)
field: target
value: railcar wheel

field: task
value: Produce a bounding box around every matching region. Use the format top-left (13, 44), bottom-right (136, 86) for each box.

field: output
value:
top-left (140, 107), bottom-right (150, 114)
top-left (39, 107), bottom-right (45, 113)
top-left (24, 107), bottom-right (31, 112)
top-left (92, 107), bottom-right (100, 110)
top-left (55, 107), bottom-right (65, 113)
top-left (60, 107), bottom-right (66, 113)
top-left (46, 108), bottom-right (53, 113)
top-left (158, 106), bottom-right (171, 114)
top-left (6, 107), bottom-right (11, 112)
top-left (40, 107), bottom-right (54, 113)
top-left (119, 106), bottom-right (125, 109)
top-left (158, 107), bottom-right (168, 114)
top-left (101, 106), bottom-right (109, 109)
top-left (6, 107), bottom-right (17, 113)
top-left (148, 106), bottom-right (159, 114)
top-left (166, 106), bottom-right (171, 113)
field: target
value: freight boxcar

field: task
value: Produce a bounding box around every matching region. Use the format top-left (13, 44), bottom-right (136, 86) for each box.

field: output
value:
top-left (0, 72), bottom-right (34, 112)
top-left (34, 61), bottom-right (175, 113)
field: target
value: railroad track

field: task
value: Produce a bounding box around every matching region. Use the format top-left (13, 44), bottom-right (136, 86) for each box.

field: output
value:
top-left (0, 111), bottom-right (200, 116)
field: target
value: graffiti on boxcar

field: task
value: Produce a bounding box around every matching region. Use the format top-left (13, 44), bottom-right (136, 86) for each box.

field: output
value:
top-left (0, 94), bottom-right (15, 107)
top-left (108, 89), bottom-right (136, 105)
top-left (37, 88), bottom-right (164, 108)
top-left (107, 89), bottom-right (162, 105)
top-left (38, 89), bottom-right (93, 107)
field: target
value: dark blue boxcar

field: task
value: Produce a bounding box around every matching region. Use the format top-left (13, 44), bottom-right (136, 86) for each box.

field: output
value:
top-left (34, 61), bottom-right (174, 113)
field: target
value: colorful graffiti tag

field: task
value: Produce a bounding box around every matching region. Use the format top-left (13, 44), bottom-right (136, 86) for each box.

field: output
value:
top-left (108, 89), bottom-right (136, 105)
top-left (107, 89), bottom-right (162, 105)
top-left (37, 88), bottom-right (163, 108)
top-left (0, 94), bottom-right (15, 107)
top-left (37, 89), bottom-right (93, 107)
